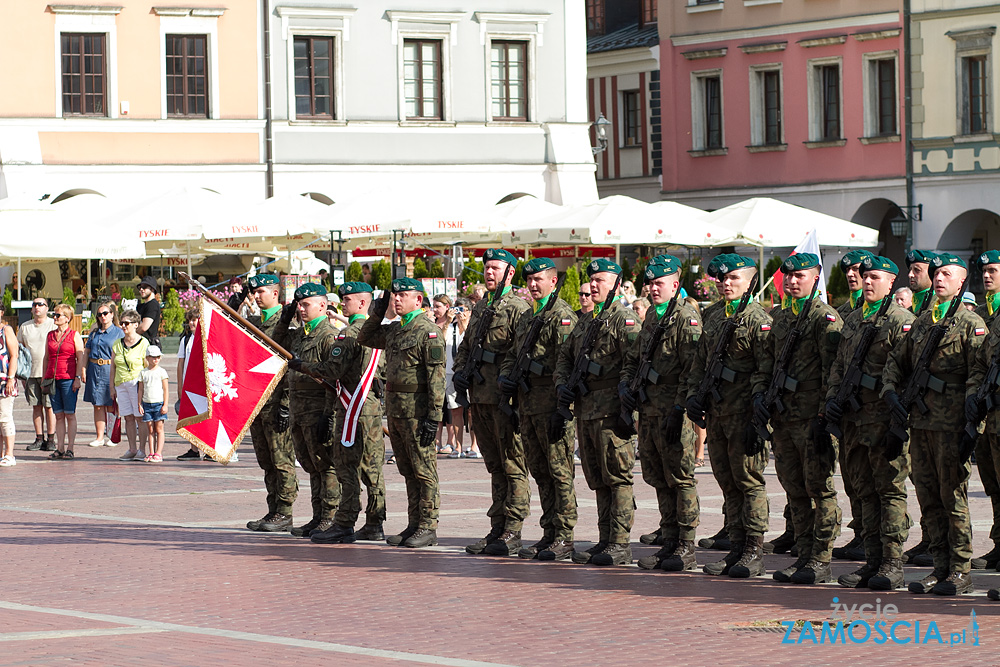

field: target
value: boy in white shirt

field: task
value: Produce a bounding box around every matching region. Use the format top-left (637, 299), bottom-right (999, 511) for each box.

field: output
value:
top-left (137, 346), bottom-right (169, 463)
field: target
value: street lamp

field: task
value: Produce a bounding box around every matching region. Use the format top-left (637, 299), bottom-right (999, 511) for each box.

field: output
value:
top-left (889, 204), bottom-right (922, 238)
top-left (592, 113), bottom-right (611, 155)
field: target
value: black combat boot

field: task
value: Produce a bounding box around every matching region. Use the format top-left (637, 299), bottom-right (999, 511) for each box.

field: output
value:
top-left (538, 540), bottom-right (574, 561)
top-left (660, 540), bottom-right (697, 572)
top-left (386, 525), bottom-right (417, 546)
top-left (988, 588), bottom-right (1000, 601)
top-left (259, 513), bottom-right (293, 532)
top-left (403, 528), bottom-right (438, 548)
top-left (637, 539), bottom-right (678, 570)
top-left (832, 534), bottom-right (865, 560)
top-left (838, 559), bottom-right (881, 588)
top-left (868, 558), bottom-right (904, 590)
top-left (703, 544), bottom-right (741, 576)
top-left (902, 539), bottom-right (929, 564)
top-left (466, 526), bottom-right (503, 555)
top-left (790, 559), bottom-right (832, 585)
top-left (764, 529), bottom-right (795, 555)
top-left (353, 523), bottom-right (385, 541)
top-left (591, 543), bottom-right (632, 566)
top-left (971, 543), bottom-right (1000, 570)
top-left (518, 535), bottom-right (554, 560)
top-left (290, 517), bottom-right (322, 537)
top-left (572, 541), bottom-right (608, 564)
top-left (311, 523), bottom-right (356, 544)
top-left (484, 530), bottom-right (522, 556)
top-left (772, 557), bottom-right (810, 582)
top-left (639, 528), bottom-right (664, 546)
top-left (247, 513), bottom-right (271, 531)
top-left (697, 526), bottom-right (730, 551)
top-left (931, 570), bottom-right (973, 596)
top-left (907, 568), bottom-right (947, 594)
top-left (729, 536), bottom-right (766, 578)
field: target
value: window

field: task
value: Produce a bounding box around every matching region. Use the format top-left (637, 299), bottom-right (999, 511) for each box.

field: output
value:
top-left (403, 39), bottom-right (442, 120)
top-left (965, 55), bottom-right (989, 134)
top-left (749, 67), bottom-right (782, 147)
top-left (704, 76), bottom-right (723, 148)
top-left (641, 0), bottom-right (657, 27)
top-left (763, 70), bottom-right (781, 144)
top-left (61, 33), bottom-right (106, 116)
top-left (166, 34), bottom-right (208, 117)
top-left (950, 27), bottom-right (994, 136)
top-left (294, 36), bottom-right (335, 119)
top-left (808, 59), bottom-right (842, 142)
top-left (691, 71), bottom-right (724, 152)
top-left (862, 55), bottom-right (898, 138)
top-left (491, 41), bottom-right (528, 121)
top-left (586, 0), bottom-right (604, 37)
top-left (623, 90), bottom-right (642, 146)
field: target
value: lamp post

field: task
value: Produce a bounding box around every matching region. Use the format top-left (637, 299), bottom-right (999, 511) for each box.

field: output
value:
top-left (592, 113), bottom-right (611, 155)
top-left (889, 204), bottom-right (922, 242)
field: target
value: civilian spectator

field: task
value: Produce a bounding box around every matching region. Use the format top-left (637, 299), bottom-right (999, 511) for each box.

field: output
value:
top-left (622, 280), bottom-right (637, 305)
top-left (137, 346), bottom-right (169, 463)
top-left (18, 298), bottom-right (56, 451)
top-left (469, 283), bottom-right (487, 304)
top-left (893, 286), bottom-right (913, 309)
top-left (83, 302), bottom-right (123, 447)
top-left (136, 276), bottom-right (161, 347)
top-left (440, 296), bottom-right (478, 458)
top-left (110, 310), bottom-right (150, 461)
top-left (0, 303), bottom-right (19, 467)
top-left (43, 304), bottom-right (85, 460)
top-left (963, 291), bottom-right (978, 311)
top-left (633, 297), bottom-right (651, 321)
top-left (578, 288), bottom-right (595, 315)
top-left (109, 282), bottom-right (121, 301)
top-left (362, 264), bottom-right (371, 282)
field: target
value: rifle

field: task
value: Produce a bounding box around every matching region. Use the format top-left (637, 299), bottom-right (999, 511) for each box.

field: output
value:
top-left (455, 263), bottom-right (513, 409)
top-left (752, 275), bottom-right (820, 442)
top-left (499, 273), bottom-right (568, 418)
top-left (551, 275), bottom-right (623, 433)
top-left (689, 273), bottom-right (760, 428)
top-left (616, 288), bottom-right (682, 436)
top-left (886, 272), bottom-right (971, 447)
top-left (964, 335), bottom-right (1000, 446)
top-left (825, 288), bottom-right (895, 438)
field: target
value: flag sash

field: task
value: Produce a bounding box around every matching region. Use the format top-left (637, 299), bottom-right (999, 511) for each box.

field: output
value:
top-left (337, 348), bottom-right (382, 447)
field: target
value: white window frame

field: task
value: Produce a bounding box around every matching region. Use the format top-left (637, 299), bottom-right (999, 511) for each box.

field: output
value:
top-left (483, 36), bottom-right (536, 123)
top-left (286, 31), bottom-right (345, 122)
top-left (949, 28), bottom-right (996, 137)
top-left (51, 6), bottom-right (121, 119)
top-left (749, 63), bottom-right (783, 146)
top-left (862, 51), bottom-right (899, 138)
top-left (387, 12), bottom-right (463, 123)
top-left (476, 12), bottom-right (547, 124)
top-left (155, 9), bottom-right (223, 120)
top-left (690, 68), bottom-right (724, 151)
top-left (807, 56), bottom-right (843, 142)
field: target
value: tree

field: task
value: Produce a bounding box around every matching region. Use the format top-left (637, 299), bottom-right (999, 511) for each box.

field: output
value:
top-left (560, 265), bottom-right (582, 310)
top-left (621, 258), bottom-right (633, 283)
top-left (512, 259), bottom-right (526, 287)
top-left (345, 261), bottom-right (363, 282)
top-left (429, 258), bottom-right (444, 278)
top-left (413, 258), bottom-right (428, 279)
top-left (370, 259), bottom-right (391, 290)
top-left (461, 254), bottom-right (484, 294)
top-left (827, 264), bottom-right (849, 303)
top-left (763, 256), bottom-right (783, 301)
top-left (161, 288), bottom-right (185, 335)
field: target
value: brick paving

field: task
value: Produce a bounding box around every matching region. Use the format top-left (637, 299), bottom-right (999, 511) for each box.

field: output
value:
top-left (0, 355), bottom-right (997, 665)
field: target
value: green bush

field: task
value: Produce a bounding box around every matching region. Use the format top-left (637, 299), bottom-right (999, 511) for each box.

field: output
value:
top-left (346, 261), bottom-right (364, 283)
top-left (370, 259), bottom-right (391, 290)
top-left (161, 288), bottom-right (185, 335)
top-left (120, 285), bottom-right (135, 300)
top-left (827, 264), bottom-right (849, 302)
top-left (763, 256), bottom-right (783, 301)
top-left (429, 258), bottom-right (445, 278)
top-left (2, 287), bottom-right (12, 313)
top-left (413, 258), bottom-right (428, 279)
top-left (63, 286), bottom-right (75, 306)
top-left (461, 254), bottom-right (484, 293)
top-left (560, 265), bottom-right (582, 310)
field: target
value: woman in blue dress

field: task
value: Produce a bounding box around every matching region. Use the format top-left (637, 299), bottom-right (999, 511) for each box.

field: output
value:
top-left (83, 303), bottom-right (124, 447)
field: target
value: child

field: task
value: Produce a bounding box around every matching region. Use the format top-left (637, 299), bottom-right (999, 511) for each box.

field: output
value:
top-left (137, 345), bottom-right (169, 463)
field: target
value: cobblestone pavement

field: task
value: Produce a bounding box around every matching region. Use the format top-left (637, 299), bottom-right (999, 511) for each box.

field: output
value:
top-left (0, 356), bottom-right (996, 665)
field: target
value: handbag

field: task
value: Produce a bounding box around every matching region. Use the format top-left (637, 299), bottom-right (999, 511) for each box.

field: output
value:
top-left (41, 378), bottom-right (54, 395)
top-left (109, 411), bottom-right (122, 444)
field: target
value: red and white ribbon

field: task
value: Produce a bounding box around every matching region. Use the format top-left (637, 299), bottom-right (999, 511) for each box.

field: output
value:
top-left (337, 348), bottom-right (382, 447)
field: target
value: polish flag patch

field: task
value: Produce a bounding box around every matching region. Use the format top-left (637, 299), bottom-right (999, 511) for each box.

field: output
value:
top-left (560, 318), bottom-right (572, 326)
top-left (976, 327), bottom-right (986, 336)
top-left (761, 324), bottom-right (771, 331)
top-left (689, 319), bottom-right (699, 326)
top-left (336, 334), bottom-right (347, 340)
top-left (428, 332), bottom-right (438, 338)
top-left (902, 324), bottom-right (911, 333)
top-left (826, 314), bottom-right (837, 322)
top-left (625, 319), bottom-right (635, 326)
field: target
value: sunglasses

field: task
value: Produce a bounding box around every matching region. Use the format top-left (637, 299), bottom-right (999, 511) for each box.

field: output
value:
top-left (578, 292), bottom-right (592, 298)
top-left (122, 321), bottom-right (138, 326)
top-left (32, 302), bottom-right (46, 307)
top-left (53, 313), bottom-right (66, 320)
top-left (97, 311), bottom-right (111, 317)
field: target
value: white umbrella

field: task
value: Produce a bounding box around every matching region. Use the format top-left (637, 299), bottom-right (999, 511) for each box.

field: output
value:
top-left (588, 200), bottom-right (735, 246)
top-left (201, 194), bottom-right (326, 240)
top-left (704, 197), bottom-right (879, 247)
top-left (0, 210), bottom-right (144, 259)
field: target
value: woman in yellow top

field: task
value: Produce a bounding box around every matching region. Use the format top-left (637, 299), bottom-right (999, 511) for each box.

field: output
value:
top-left (109, 310), bottom-right (150, 461)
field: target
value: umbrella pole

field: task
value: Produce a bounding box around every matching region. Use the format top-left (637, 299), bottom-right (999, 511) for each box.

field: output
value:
top-left (16, 257), bottom-right (21, 301)
top-left (186, 241), bottom-right (192, 278)
top-left (87, 259), bottom-right (92, 307)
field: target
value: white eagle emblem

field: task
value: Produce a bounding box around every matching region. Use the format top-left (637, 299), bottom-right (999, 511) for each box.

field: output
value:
top-left (207, 352), bottom-right (238, 402)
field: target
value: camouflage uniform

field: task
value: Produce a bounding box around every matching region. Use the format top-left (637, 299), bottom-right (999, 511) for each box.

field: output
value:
top-left (358, 304), bottom-right (446, 531)
top-left (751, 296), bottom-right (843, 563)
top-left (622, 300), bottom-right (702, 541)
top-left (554, 302), bottom-right (643, 544)
top-left (826, 301), bottom-right (915, 560)
top-left (454, 290), bottom-right (532, 533)
top-left (882, 305), bottom-right (986, 573)
top-left (974, 297), bottom-right (1000, 549)
top-left (499, 298), bottom-right (578, 542)
top-left (307, 316), bottom-right (386, 530)
top-left (687, 299), bottom-right (772, 544)
top-left (247, 309), bottom-right (298, 517)
top-left (276, 317), bottom-right (341, 522)
top-left (836, 294), bottom-right (865, 540)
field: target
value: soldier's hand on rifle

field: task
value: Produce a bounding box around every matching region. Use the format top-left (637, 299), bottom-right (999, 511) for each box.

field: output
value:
top-left (883, 391), bottom-right (908, 425)
top-left (274, 404), bottom-right (289, 433)
top-left (547, 413), bottom-right (566, 442)
top-left (287, 357), bottom-right (304, 372)
top-left (497, 374), bottom-right (518, 397)
top-left (453, 372), bottom-right (471, 392)
top-left (960, 432), bottom-right (977, 463)
top-left (315, 413), bottom-right (333, 443)
top-left (823, 399), bottom-right (843, 424)
top-left (617, 381), bottom-right (637, 412)
top-left (883, 432), bottom-right (905, 461)
top-left (810, 417), bottom-right (833, 457)
top-left (744, 424), bottom-right (764, 457)
top-left (556, 384), bottom-right (574, 411)
top-left (752, 393), bottom-right (770, 425)
top-left (685, 396), bottom-right (705, 423)
top-left (966, 394), bottom-right (986, 426)
top-left (665, 405), bottom-right (685, 444)
top-left (418, 418), bottom-right (438, 448)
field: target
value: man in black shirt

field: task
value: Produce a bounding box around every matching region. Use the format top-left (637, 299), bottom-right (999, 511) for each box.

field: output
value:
top-left (136, 276), bottom-right (161, 346)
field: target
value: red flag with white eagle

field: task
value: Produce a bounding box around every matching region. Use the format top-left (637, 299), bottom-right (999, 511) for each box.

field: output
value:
top-left (177, 299), bottom-right (286, 464)
top-left (771, 227), bottom-right (829, 304)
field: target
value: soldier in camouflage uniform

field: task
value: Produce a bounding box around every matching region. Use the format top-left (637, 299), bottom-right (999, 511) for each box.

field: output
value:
top-left (972, 250), bottom-right (1000, 570)
top-left (555, 258), bottom-right (643, 566)
top-left (358, 278), bottom-right (446, 548)
top-left (497, 258), bottom-right (578, 561)
top-left (299, 282), bottom-right (387, 545)
top-left (274, 283), bottom-right (341, 538)
top-left (825, 256), bottom-right (915, 590)
top-left (237, 274), bottom-right (298, 533)
top-left (454, 248), bottom-right (532, 557)
top-left (883, 253), bottom-right (985, 595)
top-left (619, 254), bottom-right (702, 572)
top-left (832, 250), bottom-right (875, 561)
top-left (686, 254), bottom-right (772, 578)
top-left (751, 252), bottom-right (843, 585)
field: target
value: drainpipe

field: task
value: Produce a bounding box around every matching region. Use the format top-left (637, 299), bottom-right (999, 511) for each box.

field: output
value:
top-left (903, 0), bottom-right (914, 250)
top-left (262, 0), bottom-right (274, 198)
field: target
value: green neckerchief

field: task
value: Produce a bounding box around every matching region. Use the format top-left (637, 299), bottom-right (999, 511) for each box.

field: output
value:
top-left (303, 315), bottom-right (326, 335)
top-left (931, 298), bottom-right (954, 323)
top-left (533, 293), bottom-right (551, 314)
top-left (262, 305), bottom-right (281, 322)
top-left (912, 288), bottom-right (931, 313)
top-left (593, 301), bottom-right (606, 317)
top-left (987, 291), bottom-right (1000, 316)
top-left (725, 298), bottom-right (741, 317)
top-left (849, 289), bottom-right (862, 310)
top-left (781, 293), bottom-right (814, 315)
top-left (861, 296), bottom-right (887, 320)
top-left (400, 309), bottom-right (423, 327)
top-left (486, 285), bottom-right (512, 305)
top-left (655, 300), bottom-right (671, 319)
top-left (349, 313), bottom-right (367, 325)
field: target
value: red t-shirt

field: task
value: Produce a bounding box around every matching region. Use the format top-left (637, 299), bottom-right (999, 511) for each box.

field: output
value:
top-left (45, 329), bottom-right (77, 380)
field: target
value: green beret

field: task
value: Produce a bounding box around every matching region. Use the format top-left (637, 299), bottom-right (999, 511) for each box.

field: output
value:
top-left (782, 253), bottom-right (819, 272)
top-left (710, 253), bottom-right (754, 278)
top-left (522, 257), bottom-right (556, 278)
top-left (860, 255), bottom-right (899, 275)
top-left (483, 248), bottom-right (517, 267)
top-left (706, 254), bottom-right (729, 279)
top-left (905, 249), bottom-right (937, 266)
top-left (247, 274), bottom-right (278, 289)
top-left (338, 281), bottom-right (373, 297)
top-left (391, 277), bottom-right (425, 293)
top-left (839, 249), bottom-right (875, 272)
top-left (294, 282), bottom-right (327, 299)
top-left (644, 254), bottom-right (682, 280)
top-left (930, 252), bottom-right (967, 271)
top-left (586, 258), bottom-right (622, 277)
top-left (978, 250), bottom-right (1000, 267)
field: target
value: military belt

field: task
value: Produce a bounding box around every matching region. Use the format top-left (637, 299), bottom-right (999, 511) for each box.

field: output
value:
top-left (587, 377), bottom-right (620, 391)
top-left (721, 366), bottom-right (750, 383)
top-left (481, 350), bottom-right (497, 364)
top-left (387, 382), bottom-right (426, 393)
top-left (530, 375), bottom-right (554, 385)
top-left (783, 377), bottom-right (822, 393)
top-left (926, 372), bottom-right (966, 393)
top-left (646, 371), bottom-right (680, 387)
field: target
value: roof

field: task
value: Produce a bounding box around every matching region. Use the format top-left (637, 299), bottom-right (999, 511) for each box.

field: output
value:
top-left (587, 22), bottom-right (659, 54)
